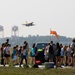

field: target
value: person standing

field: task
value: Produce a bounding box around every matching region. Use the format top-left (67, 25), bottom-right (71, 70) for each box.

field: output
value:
top-left (48, 41), bottom-right (54, 62)
top-left (66, 45), bottom-right (71, 66)
top-left (60, 44), bottom-right (64, 66)
top-left (4, 44), bottom-right (11, 66)
top-left (12, 46), bottom-right (18, 66)
top-left (44, 43), bottom-right (50, 62)
top-left (55, 42), bottom-right (61, 67)
top-left (70, 38), bottom-right (75, 66)
top-left (19, 42), bottom-right (28, 67)
top-left (0, 43), bottom-right (5, 65)
top-left (30, 43), bottom-right (36, 64)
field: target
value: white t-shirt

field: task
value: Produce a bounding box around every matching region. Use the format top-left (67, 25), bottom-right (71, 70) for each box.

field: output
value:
top-left (5, 47), bottom-right (10, 54)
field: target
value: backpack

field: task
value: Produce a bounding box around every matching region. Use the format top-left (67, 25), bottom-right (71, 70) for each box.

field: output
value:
top-left (49, 45), bottom-right (54, 54)
top-left (71, 43), bottom-right (75, 53)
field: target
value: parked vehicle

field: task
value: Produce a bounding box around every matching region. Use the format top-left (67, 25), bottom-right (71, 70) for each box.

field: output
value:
top-left (35, 42), bottom-right (49, 64)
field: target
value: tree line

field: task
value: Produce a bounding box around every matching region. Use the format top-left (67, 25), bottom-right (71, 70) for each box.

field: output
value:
top-left (0, 35), bottom-right (72, 47)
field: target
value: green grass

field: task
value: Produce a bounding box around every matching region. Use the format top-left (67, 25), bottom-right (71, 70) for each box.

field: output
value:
top-left (0, 67), bottom-right (75, 75)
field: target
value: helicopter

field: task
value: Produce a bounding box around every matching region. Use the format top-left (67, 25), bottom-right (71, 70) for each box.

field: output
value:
top-left (22, 21), bottom-right (35, 27)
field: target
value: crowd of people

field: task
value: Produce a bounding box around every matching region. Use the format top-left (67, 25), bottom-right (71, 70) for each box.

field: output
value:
top-left (0, 39), bottom-right (29, 67)
top-left (44, 39), bottom-right (75, 67)
top-left (0, 38), bottom-right (75, 68)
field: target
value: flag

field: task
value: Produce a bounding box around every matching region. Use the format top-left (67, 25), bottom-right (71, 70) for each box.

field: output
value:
top-left (50, 30), bottom-right (59, 39)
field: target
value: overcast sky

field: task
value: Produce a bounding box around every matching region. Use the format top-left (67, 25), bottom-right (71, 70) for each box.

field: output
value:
top-left (0, 0), bottom-right (75, 38)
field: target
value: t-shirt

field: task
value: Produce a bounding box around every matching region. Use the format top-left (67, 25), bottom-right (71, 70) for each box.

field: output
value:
top-left (13, 50), bottom-right (17, 56)
top-left (22, 49), bottom-right (27, 56)
top-left (60, 48), bottom-right (64, 56)
top-left (31, 48), bottom-right (35, 56)
top-left (66, 47), bottom-right (71, 56)
top-left (70, 43), bottom-right (75, 52)
top-left (4, 47), bottom-right (10, 55)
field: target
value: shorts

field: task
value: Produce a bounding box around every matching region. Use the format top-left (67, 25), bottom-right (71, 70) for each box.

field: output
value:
top-left (4, 54), bottom-right (10, 57)
top-left (48, 54), bottom-right (54, 59)
top-left (61, 56), bottom-right (64, 58)
top-left (31, 55), bottom-right (35, 57)
top-left (13, 55), bottom-right (17, 60)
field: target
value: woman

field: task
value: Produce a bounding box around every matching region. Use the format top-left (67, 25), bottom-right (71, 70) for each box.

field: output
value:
top-left (30, 43), bottom-right (36, 64)
top-left (60, 44), bottom-right (64, 65)
top-left (55, 42), bottom-right (61, 67)
top-left (4, 44), bottom-right (11, 66)
top-left (12, 46), bottom-right (17, 65)
top-left (66, 45), bottom-right (71, 66)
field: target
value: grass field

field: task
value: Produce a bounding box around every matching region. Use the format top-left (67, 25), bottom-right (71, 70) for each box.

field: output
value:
top-left (0, 67), bottom-right (75, 75)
